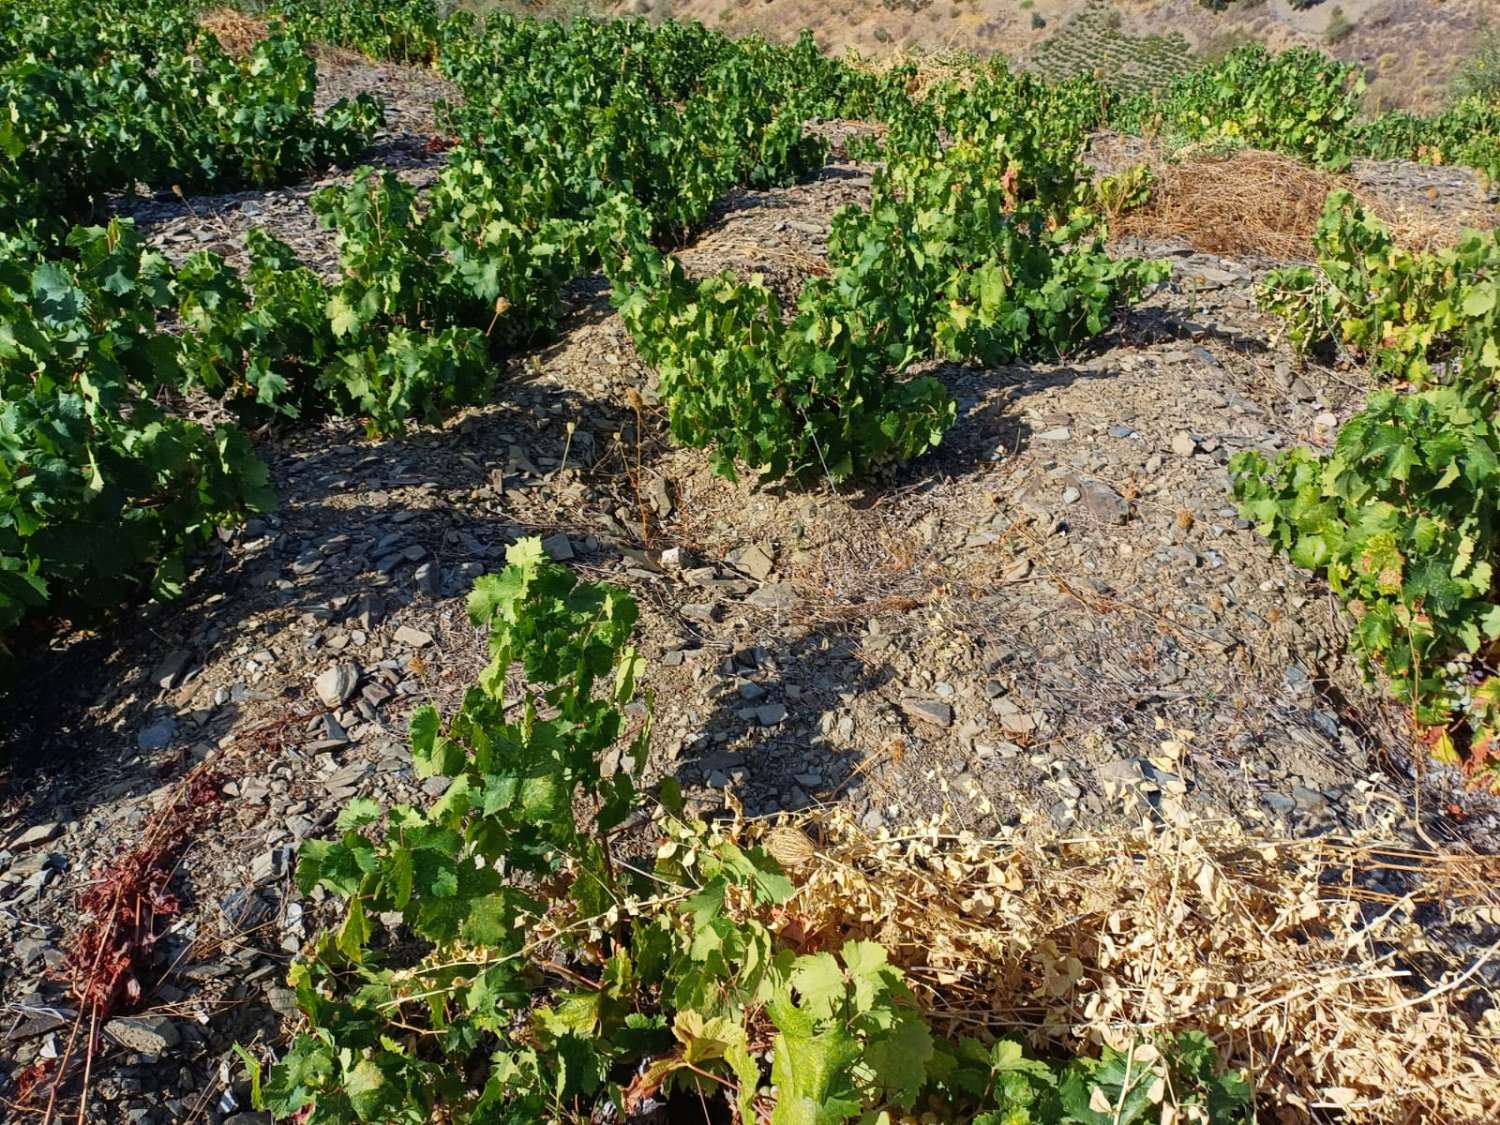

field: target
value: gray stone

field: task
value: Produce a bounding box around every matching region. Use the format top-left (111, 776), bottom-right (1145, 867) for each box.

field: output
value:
top-left (1291, 785), bottom-right (1328, 812)
top-left (755, 703), bottom-right (789, 726)
top-left (4, 1004), bottom-right (71, 1041)
top-left (645, 477), bottom-right (673, 516)
top-left (15, 937), bottom-right (54, 972)
top-left (314, 663), bottom-right (360, 708)
top-left (10, 822), bottom-right (61, 850)
top-left (137, 718), bottom-right (177, 751)
top-left (151, 649), bottom-right (192, 690)
top-left (306, 713), bottom-right (349, 751)
top-left (732, 543), bottom-right (775, 581)
top-left (1080, 480), bottom-right (1130, 525)
top-left (394, 625), bottom-right (434, 648)
top-left (105, 1014), bottom-right (179, 1055)
top-left (541, 533), bottom-right (574, 561)
top-left (1264, 792), bottom-right (1297, 816)
top-left (997, 711), bottom-right (1038, 735)
top-left (1170, 431), bottom-right (1197, 457)
top-left (355, 593), bottom-right (385, 629)
top-left (901, 699), bottom-right (953, 727)
top-left (324, 763), bottom-right (373, 795)
top-left (221, 888), bottom-right (277, 934)
top-left (265, 988), bottom-right (299, 1018)
top-left (746, 581), bottom-right (796, 612)
top-left (412, 562), bottom-right (439, 596)
top-left (250, 846), bottom-right (294, 885)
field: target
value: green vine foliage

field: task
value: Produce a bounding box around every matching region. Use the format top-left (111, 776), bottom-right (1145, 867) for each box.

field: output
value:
top-left (274, 0), bottom-right (454, 65)
top-left (1356, 95), bottom-right (1500, 185)
top-left (1241, 192), bottom-right (1500, 782)
top-left (0, 221), bottom-right (273, 637)
top-left (1113, 45), bottom-right (1366, 168)
top-left (1108, 41), bottom-right (1500, 181)
top-left (1259, 191), bottom-right (1500, 387)
top-left (0, 3), bottom-right (382, 244)
top-left (176, 229), bottom-right (337, 419)
top-left (262, 538), bottom-right (1253, 1123)
top-left (597, 195), bottom-right (957, 484)
top-left (597, 60), bottom-right (1164, 485)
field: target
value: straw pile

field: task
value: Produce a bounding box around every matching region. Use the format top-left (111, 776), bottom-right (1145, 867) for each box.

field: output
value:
top-left (1110, 148), bottom-right (1497, 257)
top-left (1110, 150), bottom-right (1332, 258)
top-left (197, 7), bottom-right (270, 57)
top-left (754, 804), bottom-right (1500, 1122)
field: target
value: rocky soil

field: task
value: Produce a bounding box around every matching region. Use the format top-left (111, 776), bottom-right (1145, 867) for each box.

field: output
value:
top-left (2, 55), bottom-right (1498, 1124)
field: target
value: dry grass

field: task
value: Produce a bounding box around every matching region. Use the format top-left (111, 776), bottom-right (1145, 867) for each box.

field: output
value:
top-left (1111, 150), bottom-right (1334, 259)
top-left (752, 802), bottom-right (1500, 1122)
top-left (1111, 148), bottom-right (1498, 258)
top-left (197, 7), bottom-right (270, 56)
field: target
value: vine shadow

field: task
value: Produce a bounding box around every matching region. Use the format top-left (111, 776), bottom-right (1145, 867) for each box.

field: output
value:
top-left (666, 626), bottom-right (895, 819)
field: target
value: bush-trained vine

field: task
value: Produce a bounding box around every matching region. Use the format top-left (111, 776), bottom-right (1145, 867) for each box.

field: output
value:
top-left (1241, 192), bottom-right (1500, 784)
top-left (1110, 40), bottom-right (1500, 181)
top-left (1113, 44), bottom-right (1366, 168)
top-left (257, 538), bottom-right (1253, 1124)
top-left (0, 3), bottom-right (382, 243)
top-left (273, 0), bottom-right (454, 64)
top-left (0, 221), bottom-right (274, 638)
top-left (598, 60), bottom-right (1165, 484)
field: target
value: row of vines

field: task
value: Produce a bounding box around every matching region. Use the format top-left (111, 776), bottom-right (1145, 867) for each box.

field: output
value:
top-left (0, 7), bottom-right (1246, 1118)
top-left (7, 0), bottom-right (1499, 656)
top-left (5, 0), bottom-right (1500, 1120)
top-left (0, 0), bottom-right (1164, 650)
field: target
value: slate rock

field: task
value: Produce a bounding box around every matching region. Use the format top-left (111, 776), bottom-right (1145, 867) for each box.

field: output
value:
top-left (5, 1003), bottom-right (72, 1041)
top-left (901, 699), bottom-right (953, 727)
top-left (541, 533), bottom-right (574, 561)
top-left (221, 888), bottom-right (278, 935)
top-left (137, 718), bottom-right (177, 751)
top-left (15, 937), bottom-right (54, 972)
top-left (10, 822), bottom-right (61, 850)
top-left (412, 562), bottom-right (439, 596)
top-left (731, 543), bottom-right (775, 581)
top-left (314, 663), bottom-right (360, 708)
top-left (394, 625), bottom-right (434, 648)
top-left (151, 649), bottom-right (192, 690)
top-left (756, 703), bottom-right (789, 726)
top-left (1080, 480), bottom-right (1130, 525)
top-left (105, 1014), bottom-right (180, 1055)
top-left (746, 582), bottom-right (796, 612)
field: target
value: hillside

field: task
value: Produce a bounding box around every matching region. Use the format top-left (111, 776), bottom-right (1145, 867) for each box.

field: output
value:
top-left (2, 3), bottom-right (1499, 1123)
top-left (640, 0), bottom-right (1490, 111)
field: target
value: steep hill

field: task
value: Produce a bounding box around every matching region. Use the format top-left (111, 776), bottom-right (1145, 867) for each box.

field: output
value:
top-left (631, 0), bottom-right (1490, 111)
